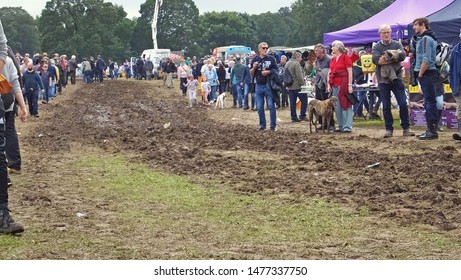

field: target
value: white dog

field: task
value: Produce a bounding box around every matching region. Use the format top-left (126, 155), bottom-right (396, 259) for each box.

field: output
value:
top-left (215, 92), bottom-right (227, 109)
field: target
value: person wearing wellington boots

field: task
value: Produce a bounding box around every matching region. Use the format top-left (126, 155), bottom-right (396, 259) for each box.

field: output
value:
top-left (413, 17), bottom-right (439, 140)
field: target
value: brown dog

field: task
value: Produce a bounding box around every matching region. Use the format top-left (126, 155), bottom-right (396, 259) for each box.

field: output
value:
top-left (308, 96), bottom-right (338, 133)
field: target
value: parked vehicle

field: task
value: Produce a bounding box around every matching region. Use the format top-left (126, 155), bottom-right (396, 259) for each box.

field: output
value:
top-left (212, 45), bottom-right (252, 62)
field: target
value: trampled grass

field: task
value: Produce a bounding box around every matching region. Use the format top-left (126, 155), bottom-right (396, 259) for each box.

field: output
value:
top-left (2, 148), bottom-right (460, 259)
top-left (64, 153), bottom-right (461, 259)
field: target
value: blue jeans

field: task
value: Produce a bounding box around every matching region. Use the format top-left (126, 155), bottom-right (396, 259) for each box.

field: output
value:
top-left (255, 84), bottom-right (277, 129)
top-left (288, 89), bottom-right (307, 120)
top-left (236, 84), bottom-right (244, 108)
top-left (354, 90), bottom-right (369, 116)
top-left (231, 84), bottom-right (238, 106)
top-left (26, 89), bottom-right (39, 116)
top-left (42, 85), bottom-right (50, 103)
top-left (378, 80), bottom-right (410, 131)
top-left (332, 86), bottom-right (353, 131)
top-left (48, 81), bottom-right (56, 98)
top-left (209, 85), bottom-right (217, 102)
top-left (243, 83), bottom-right (250, 109)
top-left (84, 70), bottom-right (92, 83)
top-left (419, 70), bottom-right (438, 125)
top-left (219, 81), bottom-right (226, 94)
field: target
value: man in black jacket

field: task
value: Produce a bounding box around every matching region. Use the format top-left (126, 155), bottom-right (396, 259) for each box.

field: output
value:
top-left (95, 55), bottom-right (106, 83)
top-left (165, 58), bottom-right (176, 88)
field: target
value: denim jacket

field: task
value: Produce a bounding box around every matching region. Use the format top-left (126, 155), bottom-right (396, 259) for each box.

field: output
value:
top-left (414, 34), bottom-right (437, 72)
top-left (449, 42), bottom-right (461, 96)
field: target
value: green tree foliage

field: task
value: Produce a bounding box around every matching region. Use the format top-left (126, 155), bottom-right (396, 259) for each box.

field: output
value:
top-left (37, 0), bottom-right (135, 61)
top-left (0, 7), bottom-right (41, 54)
top-left (131, 0), bottom-right (200, 56)
top-left (289, 0), bottom-right (393, 46)
top-left (250, 7), bottom-right (298, 48)
top-left (197, 11), bottom-right (257, 55)
top-left (12, 0), bottom-right (397, 60)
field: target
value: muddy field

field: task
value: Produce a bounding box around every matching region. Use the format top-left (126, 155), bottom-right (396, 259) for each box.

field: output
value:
top-left (8, 78), bottom-right (461, 259)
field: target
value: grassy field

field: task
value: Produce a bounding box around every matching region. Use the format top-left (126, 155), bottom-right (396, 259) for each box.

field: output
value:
top-left (3, 147), bottom-right (459, 259)
top-left (2, 80), bottom-right (461, 260)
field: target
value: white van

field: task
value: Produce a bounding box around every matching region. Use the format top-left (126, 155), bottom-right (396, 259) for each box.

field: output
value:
top-left (141, 49), bottom-right (171, 76)
top-left (141, 49), bottom-right (170, 62)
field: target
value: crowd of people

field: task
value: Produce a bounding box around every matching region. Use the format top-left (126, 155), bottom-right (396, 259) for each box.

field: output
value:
top-left (150, 18), bottom-right (460, 139)
top-left (1, 15), bottom-right (461, 234)
top-left (188, 17), bottom-right (458, 140)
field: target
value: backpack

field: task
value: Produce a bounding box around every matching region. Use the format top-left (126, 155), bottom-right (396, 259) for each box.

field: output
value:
top-left (436, 42), bottom-right (450, 68)
top-left (283, 66), bottom-right (294, 86)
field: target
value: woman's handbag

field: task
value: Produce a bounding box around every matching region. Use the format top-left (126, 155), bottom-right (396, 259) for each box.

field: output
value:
top-left (0, 74), bottom-right (13, 94)
top-left (346, 92), bottom-right (359, 105)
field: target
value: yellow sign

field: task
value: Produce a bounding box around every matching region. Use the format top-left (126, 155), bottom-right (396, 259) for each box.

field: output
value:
top-left (409, 85), bottom-right (420, 93)
top-left (444, 84), bottom-right (452, 93)
top-left (408, 84), bottom-right (452, 93)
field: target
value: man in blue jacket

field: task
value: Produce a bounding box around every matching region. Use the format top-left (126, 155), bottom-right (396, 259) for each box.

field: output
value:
top-left (413, 17), bottom-right (439, 140)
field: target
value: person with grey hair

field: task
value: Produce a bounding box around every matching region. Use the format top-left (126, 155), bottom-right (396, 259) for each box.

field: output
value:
top-left (250, 42), bottom-right (278, 131)
top-left (68, 54), bottom-right (78, 84)
top-left (327, 40), bottom-right (353, 132)
top-left (278, 55), bottom-right (289, 108)
top-left (285, 51), bottom-right (307, 122)
top-left (314, 43), bottom-right (334, 129)
top-left (372, 24), bottom-right (415, 138)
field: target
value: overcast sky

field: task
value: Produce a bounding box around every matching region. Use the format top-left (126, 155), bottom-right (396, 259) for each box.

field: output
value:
top-left (1, 0), bottom-right (294, 18)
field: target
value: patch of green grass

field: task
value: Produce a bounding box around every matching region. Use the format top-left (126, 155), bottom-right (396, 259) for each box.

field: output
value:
top-left (353, 117), bottom-right (403, 128)
top-left (0, 236), bottom-right (28, 258)
top-left (353, 118), bottom-right (383, 127)
top-left (78, 156), bottom-right (364, 242)
top-left (73, 154), bottom-right (461, 259)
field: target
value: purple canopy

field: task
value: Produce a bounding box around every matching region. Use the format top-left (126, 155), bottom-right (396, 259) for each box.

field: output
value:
top-left (323, 0), bottom-right (454, 46)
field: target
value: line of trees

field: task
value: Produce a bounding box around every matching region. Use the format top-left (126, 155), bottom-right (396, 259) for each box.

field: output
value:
top-left (0, 0), bottom-right (392, 61)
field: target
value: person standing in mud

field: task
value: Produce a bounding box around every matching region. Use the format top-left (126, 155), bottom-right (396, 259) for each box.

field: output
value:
top-left (372, 24), bottom-right (415, 139)
top-left (95, 55), bottom-right (106, 83)
top-left (413, 17), bottom-right (438, 140)
top-left (0, 19), bottom-right (24, 234)
top-left (68, 55), bottom-right (78, 85)
top-left (165, 58), bottom-right (176, 88)
top-left (314, 43), bottom-right (334, 130)
top-left (250, 42), bottom-right (278, 131)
